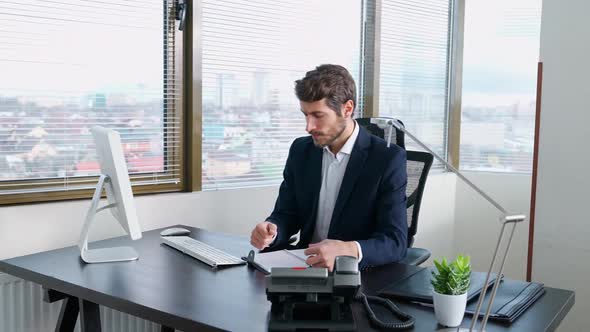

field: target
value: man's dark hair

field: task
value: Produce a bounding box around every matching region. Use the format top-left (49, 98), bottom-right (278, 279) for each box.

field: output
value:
top-left (295, 64), bottom-right (356, 115)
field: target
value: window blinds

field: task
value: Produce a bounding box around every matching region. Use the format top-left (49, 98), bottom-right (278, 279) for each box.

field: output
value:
top-left (0, 0), bottom-right (182, 199)
top-left (201, 0), bottom-right (362, 190)
top-left (378, 0), bottom-right (452, 168)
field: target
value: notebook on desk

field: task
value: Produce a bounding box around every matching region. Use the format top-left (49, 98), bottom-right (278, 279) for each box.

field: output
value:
top-left (378, 266), bottom-right (499, 304)
top-left (243, 249), bottom-right (309, 274)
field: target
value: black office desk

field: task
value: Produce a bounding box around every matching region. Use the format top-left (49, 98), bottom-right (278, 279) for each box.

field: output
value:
top-left (0, 226), bottom-right (574, 332)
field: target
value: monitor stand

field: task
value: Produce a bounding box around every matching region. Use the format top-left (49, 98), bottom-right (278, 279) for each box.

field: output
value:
top-left (79, 174), bottom-right (139, 264)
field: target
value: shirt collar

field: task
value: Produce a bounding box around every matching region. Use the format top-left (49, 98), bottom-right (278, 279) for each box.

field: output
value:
top-left (324, 120), bottom-right (359, 159)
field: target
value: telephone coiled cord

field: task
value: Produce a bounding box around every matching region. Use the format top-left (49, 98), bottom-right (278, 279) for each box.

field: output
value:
top-left (356, 292), bottom-right (415, 331)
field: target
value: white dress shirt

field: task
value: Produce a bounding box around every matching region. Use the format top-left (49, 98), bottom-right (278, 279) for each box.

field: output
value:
top-left (311, 121), bottom-right (363, 262)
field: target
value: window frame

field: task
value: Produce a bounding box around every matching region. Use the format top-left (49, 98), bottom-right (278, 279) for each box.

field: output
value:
top-left (447, 0), bottom-right (465, 169)
top-left (182, 0), bottom-right (203, 193)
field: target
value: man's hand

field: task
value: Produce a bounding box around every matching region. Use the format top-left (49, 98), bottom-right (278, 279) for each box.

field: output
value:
top-left (304, 240), bottom-right (359, 272)
top-left (250, 221), bottom-right (278, 250)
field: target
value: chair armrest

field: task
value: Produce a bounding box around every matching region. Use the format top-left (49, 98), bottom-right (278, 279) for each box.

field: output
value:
top-left (398, 247), bottom-right (431, 266)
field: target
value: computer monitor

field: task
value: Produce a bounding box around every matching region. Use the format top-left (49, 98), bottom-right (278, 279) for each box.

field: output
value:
top-left (78, 126), bottom-right (142, 263)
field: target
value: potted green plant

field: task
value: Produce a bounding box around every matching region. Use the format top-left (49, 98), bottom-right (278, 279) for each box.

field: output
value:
top-left (431, 255), bottom-right (471, 327)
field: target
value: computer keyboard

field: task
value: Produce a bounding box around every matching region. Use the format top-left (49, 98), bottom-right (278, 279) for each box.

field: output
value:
top-left (161, 236), bottom-right (246, 268)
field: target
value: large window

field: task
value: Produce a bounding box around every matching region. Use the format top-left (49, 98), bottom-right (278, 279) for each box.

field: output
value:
top-left (1, 0), bottom-right (541, 204)
top-left (0, 1), bottom-right (182, 203)
top-left (201, 0), bottom-right (362, 190)
top-left (378, 0), bottom-right (453, 162)
top-left (459, 0), bottom-right (541, 172)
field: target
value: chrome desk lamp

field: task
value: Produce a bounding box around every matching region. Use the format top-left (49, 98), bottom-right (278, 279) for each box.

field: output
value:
top-left (371, 117), bottom-right (526, 332)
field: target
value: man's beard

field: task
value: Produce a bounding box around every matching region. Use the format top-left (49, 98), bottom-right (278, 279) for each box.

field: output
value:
top-left (312, 119), bottom-right (347, 148)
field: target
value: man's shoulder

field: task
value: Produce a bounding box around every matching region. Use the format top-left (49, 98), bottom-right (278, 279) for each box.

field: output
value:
top-left (290, 135), bottom-right (315, 153)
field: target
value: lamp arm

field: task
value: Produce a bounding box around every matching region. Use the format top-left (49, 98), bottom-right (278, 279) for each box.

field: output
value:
top-left (382, 117), bottom-right (509, 215)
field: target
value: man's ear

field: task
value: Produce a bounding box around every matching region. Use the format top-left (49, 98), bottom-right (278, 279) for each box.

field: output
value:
top-left (342, 100), bottom-right (355, 118)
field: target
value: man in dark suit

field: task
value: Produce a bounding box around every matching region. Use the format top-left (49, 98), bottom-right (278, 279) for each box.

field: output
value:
top-left (250, 64), bottom-right (407, 270)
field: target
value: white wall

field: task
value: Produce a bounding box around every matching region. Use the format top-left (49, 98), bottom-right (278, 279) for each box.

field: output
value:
top-left (453, 172), bottom-right (531, 280)
top-left (0, 174), bottom-right (456, 261)
top-left (533, 0), bottom-right (590, 331)
top-left (412, 172), bottom-right (457, 264)
top-left (0, 186), bottom-right (279, 260)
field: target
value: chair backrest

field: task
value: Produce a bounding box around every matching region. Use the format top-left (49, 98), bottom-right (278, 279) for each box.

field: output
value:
top-left (357, 118), bottom-right (433, 247)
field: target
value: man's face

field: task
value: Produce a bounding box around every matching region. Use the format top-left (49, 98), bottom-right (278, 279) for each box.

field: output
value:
top-left (300, 99), bottom-right (347, 148)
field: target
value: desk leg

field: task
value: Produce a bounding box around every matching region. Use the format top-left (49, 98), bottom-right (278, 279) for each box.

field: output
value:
top-left (79, 299), bottom-right (101, 332)
top-left (161, 326), bottom-right (175, 332)
top-left (55, 296), bottom-right (79, 332)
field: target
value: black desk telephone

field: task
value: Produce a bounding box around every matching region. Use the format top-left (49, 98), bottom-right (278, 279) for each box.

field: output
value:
top-left (266, 256), bottom-right (414, 331)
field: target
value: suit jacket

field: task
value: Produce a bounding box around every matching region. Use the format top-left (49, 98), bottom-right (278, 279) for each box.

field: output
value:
top-left (266, 126), bottom-right (408, 268)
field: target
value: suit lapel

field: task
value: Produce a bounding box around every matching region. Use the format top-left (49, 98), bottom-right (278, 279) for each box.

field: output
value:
top-left (328, 127), bottom-right (370, 235)
top-left (308, 145), bottom-right (323, 205)
top-left (303, 144), bottom-right (323, 242)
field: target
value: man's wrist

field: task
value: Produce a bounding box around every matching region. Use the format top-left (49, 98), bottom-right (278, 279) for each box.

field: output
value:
top-left (345, 241), bottom-right (359, 258)
top-left (353, 241), bottom-right (363, 262)
top-left (266, 221), bottom-right (278, 244)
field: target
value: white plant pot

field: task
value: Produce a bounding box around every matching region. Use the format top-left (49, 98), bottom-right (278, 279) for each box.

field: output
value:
top-left (432, 290), bottom-right (468, 327)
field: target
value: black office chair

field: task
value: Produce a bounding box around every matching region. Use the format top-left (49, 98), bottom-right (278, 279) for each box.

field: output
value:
top-left (357, 118), bottom-right (433, 266)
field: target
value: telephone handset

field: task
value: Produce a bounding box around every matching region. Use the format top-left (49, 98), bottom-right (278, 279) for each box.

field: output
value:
top-left (266, 256), bottom-right (414, 331)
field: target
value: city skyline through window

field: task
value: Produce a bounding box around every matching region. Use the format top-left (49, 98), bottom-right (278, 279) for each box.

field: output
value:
top-left (201, 0), bottom-right (362, 190)
top-left (0, 1), bottom-right (180, 194)
top-left (460, 0), bottom-right (542, 172)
